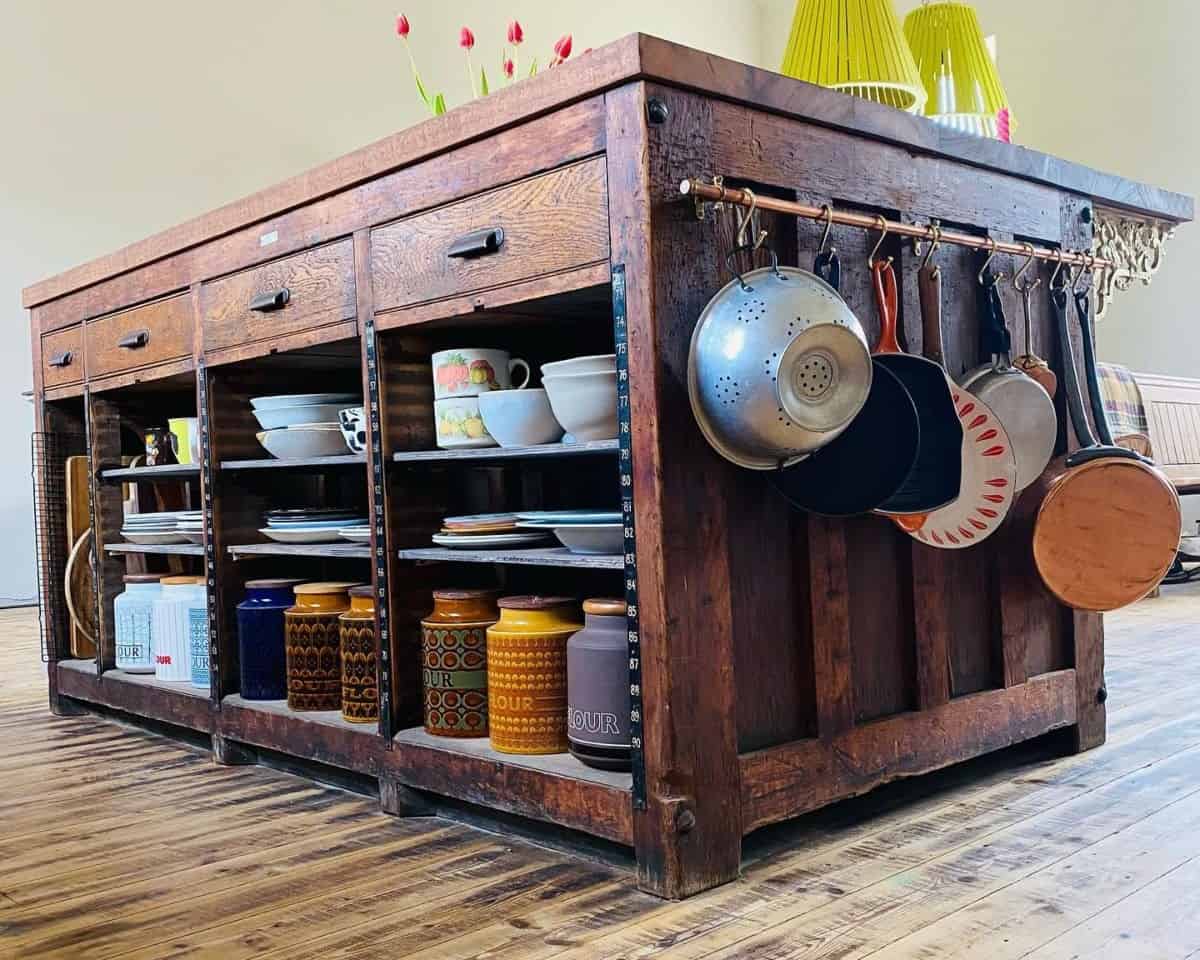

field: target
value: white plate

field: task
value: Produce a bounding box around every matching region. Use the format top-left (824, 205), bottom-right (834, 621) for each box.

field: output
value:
top-left (265, 518), bottom-right (368, 529)
top-left (121, 531), bottom-right (191, 545)
top-left (257, 527), bottom-right (346, 544)
top-left (539, 523), bottom-right (624, 555)
top-left (516, 511), bottom-right (623, 525)
top-left (431, 531), bottom-right (554, 549)
top-left (181, 532), bottom-right (206, 544)
top-left (338, 528), bottom-right (372, 543)
top-left (250, 393), bottom-right (360, 411)
top-left (256, 426), bottom-right (353, 460)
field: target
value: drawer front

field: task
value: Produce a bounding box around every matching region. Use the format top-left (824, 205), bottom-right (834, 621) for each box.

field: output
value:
top-left (85, 294), bottom-right (193, 380)
top-left (202, 239), bottom-right (356, 354)
top-left (42, 326), bottom-right (84, 388)
top-left (371, 157), bottom-right (610, 314)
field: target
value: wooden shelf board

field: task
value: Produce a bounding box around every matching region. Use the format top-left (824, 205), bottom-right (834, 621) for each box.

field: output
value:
top-left (101, 668), bottom-right (211, 699)
top-left (105, 542), bottom-right (205, 556)
top-left (100, 463), bottom-right (201, 481)
top-left (391, 439), bottom-right (619, 464)
top-left (397, 547), bottom-right (622, 569)
top-left (220, 454), bottom-right (365, 470)
top-left (227, 542), bottom-right (371, 560)
top-left (57, 660), bottom-right (215, 732)
top-left (222, 695), bottom-right (375, 735)
top-left (219, 695), bottom-right (380, 773)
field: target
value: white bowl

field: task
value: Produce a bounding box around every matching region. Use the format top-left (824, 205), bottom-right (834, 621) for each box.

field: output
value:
top-left (250, 393), bottom-right (359, 411)
top-left (548, 523), bottom-right (624, 555)
top-left (253, 402), bottom-right (359, 431)
top-left (542, 371), bottom-right (619, 442)
top-left (541, 354), bottom-right (616, 378)
top-left (258, 527), bottom-right (346, 544)
top-left (477, 389), bottom-right (564, 448)
top-left (256, 425), bottom-right (353, 460)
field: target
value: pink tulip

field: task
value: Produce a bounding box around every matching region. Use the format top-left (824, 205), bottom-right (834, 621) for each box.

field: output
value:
top-left (395, 13), bottom-right (410, 38)
top-left (459, 26), bottom-right (475, 50)
top-left (554, 34), bottom-right (572, 61)
top-left (503, 57), bottom-right (515, 79)
top-left (507, 20), bottom-right (524, 45)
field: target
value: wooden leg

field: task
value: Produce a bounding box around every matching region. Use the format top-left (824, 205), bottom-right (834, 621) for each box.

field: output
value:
top-left (48, 694), bottom-right (90, 717)
top-left (212, 732), bottom-right (256, 766)
top-left (1071, 611), bottom-right (1106, 752)
top-left (379, 774), bottom-right (434, 817)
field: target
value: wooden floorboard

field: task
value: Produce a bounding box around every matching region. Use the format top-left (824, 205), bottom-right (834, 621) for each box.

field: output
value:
top-left (2, 585), bottom-right (1200, 959)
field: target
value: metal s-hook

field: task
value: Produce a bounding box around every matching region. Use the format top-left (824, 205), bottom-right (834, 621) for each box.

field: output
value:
top-left (817, 204), bottom-right (836, 257)
top-left (920, 223), bottom-right (942, 277)
top-left (1049, 248), bottom-right (1068, 291)
top-left (733, 187), bottom-right (767, 253)
top-left (1013, 242), bottom-right (1042, 293)
top-left (868, 215), bottom-right (892, 267)
top-left (977, 238), bottom-right (1004, 287)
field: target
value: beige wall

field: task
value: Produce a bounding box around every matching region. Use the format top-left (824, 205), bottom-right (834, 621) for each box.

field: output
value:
top-left (3, 2), bottom-right (1197, 596)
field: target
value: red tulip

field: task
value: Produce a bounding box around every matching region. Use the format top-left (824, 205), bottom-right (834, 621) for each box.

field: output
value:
top-left (554, 34), bottom-right (572, 60)
top-left (459, 26), bottom-right (475, 50)
top-left (507, 20), bottom-right (524, 45)
top-left (503, 57), bottom-right (515, 78)
top-left (395, 13), bottom-right (410, 38)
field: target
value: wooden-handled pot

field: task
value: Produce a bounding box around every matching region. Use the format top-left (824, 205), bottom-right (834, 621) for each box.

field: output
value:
top-left (1030, 286), bottom-right (1180, 611)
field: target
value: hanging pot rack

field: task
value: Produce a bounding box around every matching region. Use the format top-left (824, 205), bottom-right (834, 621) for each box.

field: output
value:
top-left (679, 177), bottom-right (1110, 276)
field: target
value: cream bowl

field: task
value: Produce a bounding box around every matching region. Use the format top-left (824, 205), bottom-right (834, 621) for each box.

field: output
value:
top-left (256, 424), bottom-right (350, 460)
top-left (540, 354), bottom-right (616, 378)
top-left (477, 389), bottom-right (564, 448)
top-left (542, 371), bottom-right (619, 442)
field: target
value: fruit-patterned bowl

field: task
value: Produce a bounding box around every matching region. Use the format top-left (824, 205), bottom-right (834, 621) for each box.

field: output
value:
top-left (434, 397), bottom-right (499, 449)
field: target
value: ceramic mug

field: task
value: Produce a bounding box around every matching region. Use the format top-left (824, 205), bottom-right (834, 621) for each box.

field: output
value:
top-left (144, 427), bottom-right (178, 467)
top-left (434, 397), bottom-right (498, 449)
top-left (431, 348), bottom-right (530, 400)
top-left (338, 406), bottom-right (366, 453)
top-left (168, 417), bottom-right (199, 465)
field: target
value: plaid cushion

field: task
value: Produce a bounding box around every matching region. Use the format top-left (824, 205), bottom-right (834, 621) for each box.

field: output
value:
top-left (1096, 362), bottom-right (1148, 437)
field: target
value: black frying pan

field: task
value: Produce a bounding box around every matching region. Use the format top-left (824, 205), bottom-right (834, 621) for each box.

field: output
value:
top-left (768, 251), bottom-right (921, 517)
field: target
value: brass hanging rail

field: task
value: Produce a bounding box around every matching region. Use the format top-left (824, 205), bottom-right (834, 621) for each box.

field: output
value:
top-left (679, 177), bottom-right (1111, 274)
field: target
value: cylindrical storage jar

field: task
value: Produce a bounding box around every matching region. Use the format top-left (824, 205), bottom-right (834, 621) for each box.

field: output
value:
top-left (237, 579), bottom-right (304, 700)
top-left (188, 580), bottom-right (210, 688)
top-left (338, 586), bottom-right (378, 724)
top-left (114, 574), bottom-right (162, 673)
top-left (285, 582), bottom-right (360, 711)
top-left (486, 596), bottom-right (581, 755)
top-left (420, 589), bottom-right (499, 738)
top-left (567, 599), bottom-right (632, 771)
top-left (153, 576), bottom-right (204, 682)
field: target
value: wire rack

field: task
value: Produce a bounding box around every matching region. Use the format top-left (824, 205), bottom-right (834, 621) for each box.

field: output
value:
top-left (32, 430), bottom-right (86, 663)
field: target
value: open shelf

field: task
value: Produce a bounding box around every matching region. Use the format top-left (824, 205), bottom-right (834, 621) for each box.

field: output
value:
top-left (104, 542), bottom-right (205, 556)
top-left (56, 660), bottom-right (215, 732)
top-left (392, 439), bottom-right (619, 464)
top-left (396, 546), bottom-right (623, 569)
top-left (222, 695), bottom-right (376, 734)
top-left (100, 667), bottom-right (210, 699)
top-left (227, 542), bottom-right (371, 560)
top-left (220, 454), bottom-right (366, 471)
top-left (100, 463), bottom-right (201, 481)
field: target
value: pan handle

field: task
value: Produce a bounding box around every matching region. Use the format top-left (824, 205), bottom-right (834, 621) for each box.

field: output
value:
top-left (813, 250), bottom-right (841, 292)
top-left (1052, 287), bottom-right (1101, 452)
top-left (918, 265), bottom-right (944, 365)
top-left (1073, 290), bottom-right (1115, 447)
top-left (872, 259), bottom-right (900, 354)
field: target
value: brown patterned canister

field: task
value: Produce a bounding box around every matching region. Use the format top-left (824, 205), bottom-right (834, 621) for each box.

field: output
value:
top-left (420, 589), bottom-right (499, 738)
top-left (486, 596), bottom-right (582, 755)
top-left (338, 586), bottom-right (378, 724)
top-left (284, 582), bottom-right (361, 712)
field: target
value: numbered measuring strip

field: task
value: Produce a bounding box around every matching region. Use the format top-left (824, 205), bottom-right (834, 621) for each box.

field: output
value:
top-left (363, 315), bottom-right (393, 738)
top-left (612, 265), bottom-right (647, 810)
top-left (196, 363), bottom-right (221, 702)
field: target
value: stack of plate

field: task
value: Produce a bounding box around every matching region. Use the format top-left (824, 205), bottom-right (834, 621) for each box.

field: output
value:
top-left (122, 511), bottom-right (192, 545)
top-left (431, 513), bottom-right (554, 550)
top-left (175, 511), bottom-right (205, 544)
top-left (516, 510), bottom-right (624, 555)
top-left (260, 508), bottom-right (370, 545)
top-left (251, 393), bottom-right (361, 460)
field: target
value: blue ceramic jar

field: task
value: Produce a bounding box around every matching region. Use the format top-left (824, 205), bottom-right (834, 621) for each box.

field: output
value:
top-left (188, 581), bottom-right (210, 688)
top-left (237, 579), bottom-right (304, 700)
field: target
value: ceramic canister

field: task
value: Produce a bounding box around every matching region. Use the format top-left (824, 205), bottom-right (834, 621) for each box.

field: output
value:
top-left (338, 586), bottom-right (378, 724)
top-left (153, 576), bottom-right (204, 682)
top-left (114, 574), bottom-right (162, 673)
top-left (285, 582), bottom-right (361, 711)
top-left (237, 579), bottom-right (305, 700)
top-left (567, 598), bottom-right (632, 771)
top-left (486, 596), bottom-right (581, 755)
top-left (420, 589), bottom-right (500, 738)
top-left (187, 580), bottom-right (210, 688)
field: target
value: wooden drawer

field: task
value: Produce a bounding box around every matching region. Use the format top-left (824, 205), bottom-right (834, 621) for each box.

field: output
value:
top-left (371, 157), bottom-right (610, 314)
top-left (41, 326), bottom-right (84, 389)
top-left (85, 294), bottom-right (193, 380)
top-left (202, 239), bottom-right (356, 354)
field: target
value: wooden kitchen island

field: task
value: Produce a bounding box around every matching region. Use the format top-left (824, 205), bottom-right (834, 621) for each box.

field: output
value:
top-left (25, 34), bottom-right (1191, 899)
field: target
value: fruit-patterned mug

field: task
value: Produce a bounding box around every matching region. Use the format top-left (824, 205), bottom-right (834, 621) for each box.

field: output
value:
top-left (431, 349), bottom-right (530, 400)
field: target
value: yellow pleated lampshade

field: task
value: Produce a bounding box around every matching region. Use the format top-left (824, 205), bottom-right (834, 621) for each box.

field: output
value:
top-left (780, 0), bottom-right (927, 114)
top-left (904, 1), bottom-right (1013, 132)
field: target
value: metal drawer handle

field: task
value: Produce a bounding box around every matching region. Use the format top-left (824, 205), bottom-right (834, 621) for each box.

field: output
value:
top-left (48, 350), bottom-right (74, 368)
top-left (118, 329), bottom-right (150, 350)
top-left (448, 227), bottom-right (505, 259)
top-left (249, 287), bottom-right (290, 312)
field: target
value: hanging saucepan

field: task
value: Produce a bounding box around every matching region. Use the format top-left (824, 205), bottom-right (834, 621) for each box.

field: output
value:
top-left (894, 255), bottom-right (1017, 548)
top-left (1030, 279), bottom-right (1180, 612)
top-left (871, 256), bottom-right (963, 515)
top-left (768, 240), bottom-right (921, 516)
top-left (959, 250), bottom-right (1057, 491)
top-left (688, 232), bottom-right (874, 470)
